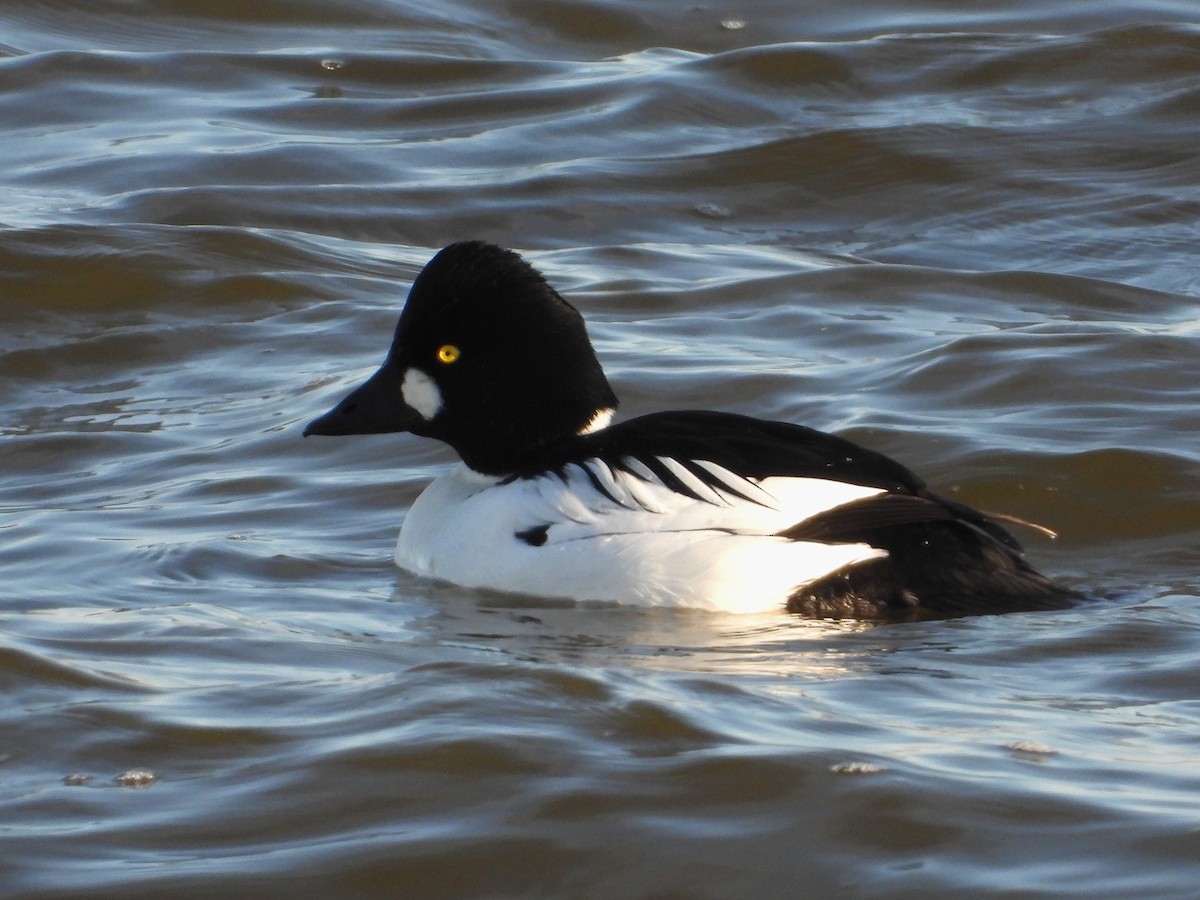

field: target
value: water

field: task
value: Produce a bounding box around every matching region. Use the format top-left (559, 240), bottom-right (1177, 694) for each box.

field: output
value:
top-left (3, 1), bottom-right (1200, 897)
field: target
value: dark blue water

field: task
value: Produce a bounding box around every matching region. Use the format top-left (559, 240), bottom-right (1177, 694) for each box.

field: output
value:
top-left (3, 2), bottom-right (1199, 897)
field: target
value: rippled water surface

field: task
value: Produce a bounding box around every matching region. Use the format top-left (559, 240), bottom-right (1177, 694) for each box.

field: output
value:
top-left (3, 1), bottom-right (1200, 897)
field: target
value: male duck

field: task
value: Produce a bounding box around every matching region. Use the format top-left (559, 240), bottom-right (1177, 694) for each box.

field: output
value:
top-left (306, 242), bottom-right (1081, 619)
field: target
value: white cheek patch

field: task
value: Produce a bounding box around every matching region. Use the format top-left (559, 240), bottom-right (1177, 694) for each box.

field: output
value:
top-left (400, 367), bottom-right (444, 420)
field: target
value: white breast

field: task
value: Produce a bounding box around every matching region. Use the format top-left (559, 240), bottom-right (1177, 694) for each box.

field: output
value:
top-left (395, 459), bottom-right (887, 614)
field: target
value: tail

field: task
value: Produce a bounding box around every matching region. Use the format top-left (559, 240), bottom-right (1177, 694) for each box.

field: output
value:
top-left (780, 493), bottom-right (1084, 620)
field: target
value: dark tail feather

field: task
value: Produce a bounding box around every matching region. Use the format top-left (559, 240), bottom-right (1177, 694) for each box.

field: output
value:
top-left (787, 518), bottom-right (1084, 621)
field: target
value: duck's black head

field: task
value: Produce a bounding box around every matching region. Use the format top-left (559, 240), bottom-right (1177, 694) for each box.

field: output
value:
top-left (304, 242), bottom-right (619, 475)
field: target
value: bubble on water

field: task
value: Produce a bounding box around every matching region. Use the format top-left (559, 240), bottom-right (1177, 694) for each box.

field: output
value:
top-left (320, 59), bottom-right (344, 72)
top-left (63, 773), bottom-right (92, 786)
top-left (693, 202), bottom-right (730, 219)
top-left (720, 19), bottom-right (746, 31)
top-left (1007, 741), bottom-right (1056, 761)
top-left (114, 769), bottom-right (157, 787)
top-left (831, 761), bottom-right (885, 775)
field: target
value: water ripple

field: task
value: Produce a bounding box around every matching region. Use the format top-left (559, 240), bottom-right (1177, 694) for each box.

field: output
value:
top-left (3, 3), bottom-right (1200, 898)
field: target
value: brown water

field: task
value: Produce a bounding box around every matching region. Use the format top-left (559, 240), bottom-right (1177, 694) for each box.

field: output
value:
top-left (3, 1), bottom-right (1200, 897)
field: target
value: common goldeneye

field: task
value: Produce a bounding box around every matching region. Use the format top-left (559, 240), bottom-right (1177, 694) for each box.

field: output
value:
top-left (305, 241), bottom-right (1082, 619)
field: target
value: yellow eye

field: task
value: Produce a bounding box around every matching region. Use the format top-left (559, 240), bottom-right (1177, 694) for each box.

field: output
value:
top-left (435, 344), bottom-right (461, 364)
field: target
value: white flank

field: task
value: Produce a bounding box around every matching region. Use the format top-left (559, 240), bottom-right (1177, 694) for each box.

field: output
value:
top-left (395, 459), bottom-right (889, 614)
top-left (400, 368), bottom-right (443, 420)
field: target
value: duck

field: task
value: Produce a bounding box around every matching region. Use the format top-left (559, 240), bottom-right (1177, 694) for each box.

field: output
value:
top-left (305, 241), bottom-right (1082, 619)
